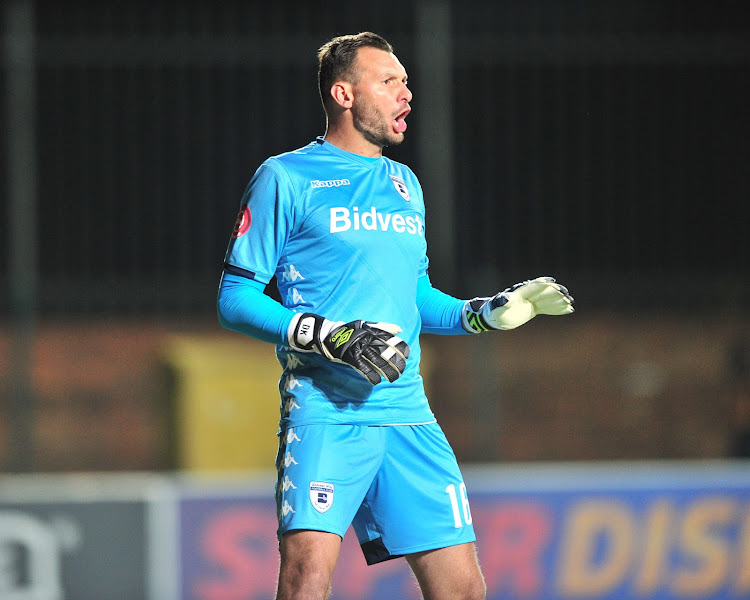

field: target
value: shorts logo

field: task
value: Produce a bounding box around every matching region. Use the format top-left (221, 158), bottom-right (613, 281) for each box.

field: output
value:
top-left (389, 174), bottom-right (410, 201)
top-left (309, 481), bottom-right (334, 513)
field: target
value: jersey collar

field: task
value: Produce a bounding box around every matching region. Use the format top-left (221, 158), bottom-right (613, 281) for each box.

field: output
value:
top-left (316, 136), bottom-right (383, 167)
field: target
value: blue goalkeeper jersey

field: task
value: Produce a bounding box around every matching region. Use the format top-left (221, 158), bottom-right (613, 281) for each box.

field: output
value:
top-left (224, 137), bottom-right (435, 429)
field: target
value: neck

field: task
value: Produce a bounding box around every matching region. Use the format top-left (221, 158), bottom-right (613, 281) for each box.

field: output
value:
top-left (323, 120), bottom-right (383, 158)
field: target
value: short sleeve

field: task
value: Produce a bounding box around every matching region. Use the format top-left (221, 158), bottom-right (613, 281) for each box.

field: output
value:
top-left (223, 160), bottom-right (295, 285)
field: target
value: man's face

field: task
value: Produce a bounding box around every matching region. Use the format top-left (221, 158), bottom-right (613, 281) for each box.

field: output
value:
top-left (350, 47), bottom-right (412, 148)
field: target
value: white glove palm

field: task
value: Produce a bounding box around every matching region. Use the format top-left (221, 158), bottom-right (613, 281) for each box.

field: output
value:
top-left (462, 276), bottom-right (574, 332)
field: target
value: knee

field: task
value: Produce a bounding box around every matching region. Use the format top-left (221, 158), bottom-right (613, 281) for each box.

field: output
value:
top-left (277, 531), bottom-right (340, 600)
top-left (436, 570), bottom-right (486, 600)
top-left (462, 574), bottom-right (487, 600)
top-left (277, 559), bottom-right (334, 600)
top-left (453, 555), bottom-right (487, 600)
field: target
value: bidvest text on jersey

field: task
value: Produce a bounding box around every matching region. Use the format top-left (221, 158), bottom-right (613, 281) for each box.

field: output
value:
top-left (329, 206), bottom-right (424, 236)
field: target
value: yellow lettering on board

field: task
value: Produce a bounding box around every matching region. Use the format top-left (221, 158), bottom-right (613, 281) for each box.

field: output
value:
top-left (558, 500), bottom-right (633, 596)
top-left (635, 499), bottom-right (674, 594)
top-left (672, 497), bottom-right (734, 596)
top-left (736, 503), bottom-right (750, 593)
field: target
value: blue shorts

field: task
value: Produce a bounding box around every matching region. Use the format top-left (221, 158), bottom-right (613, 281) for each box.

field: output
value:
top-left (275, 422), bottom-right (476, 565)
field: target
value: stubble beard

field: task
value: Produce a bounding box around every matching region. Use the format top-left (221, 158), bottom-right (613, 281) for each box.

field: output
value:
top-left (352, 100), bottom-right (404, 149)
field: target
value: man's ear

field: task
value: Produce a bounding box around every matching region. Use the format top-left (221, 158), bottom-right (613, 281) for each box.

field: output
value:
top-left (330, 81), bottom-right (354, 109)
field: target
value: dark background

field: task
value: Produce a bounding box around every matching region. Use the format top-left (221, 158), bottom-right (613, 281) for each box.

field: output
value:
top-left (2, 0), bottom-right (747, 314)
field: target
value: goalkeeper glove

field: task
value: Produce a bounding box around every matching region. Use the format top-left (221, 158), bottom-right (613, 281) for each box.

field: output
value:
top-left (462, 276), bottom-right (574, 333)
top-left (288, 312), bottom-right (410, 384)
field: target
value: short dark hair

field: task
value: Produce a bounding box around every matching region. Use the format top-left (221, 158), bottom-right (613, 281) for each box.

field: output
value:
top-left (317, 32), bottom-right (394, 110)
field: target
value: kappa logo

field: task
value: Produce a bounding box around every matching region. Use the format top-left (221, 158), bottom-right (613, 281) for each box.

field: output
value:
top-left (284, 354), bottom-right (304, 370)
top-left (287, 288), bottom-right (305, 306)
top-left (281, 264), bottom-right (305, 282)
top-left (283, 374), bottom-right (302, 392)
top-left (389, 174), bottom-right (410, 201)
top-left (310, 179), bottom-right (351, 189)
top-left (283, 398), bottom-right (301, 415)
top-left (309, 481), bottom-right (334, 513)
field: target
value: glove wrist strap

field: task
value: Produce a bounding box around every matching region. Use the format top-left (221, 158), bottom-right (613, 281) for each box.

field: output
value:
top-left (461, 299), bottom-right (492, 334)
top-left (288, 312), bottom-right (323, 352)
top-left (288, 312), bottom-right (341, 358)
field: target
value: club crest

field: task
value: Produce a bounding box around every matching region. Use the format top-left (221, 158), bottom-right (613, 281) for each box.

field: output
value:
top-left (389, 175), bottom-right (410, 201)
top-left (309, 481), bottom-right (334, 513)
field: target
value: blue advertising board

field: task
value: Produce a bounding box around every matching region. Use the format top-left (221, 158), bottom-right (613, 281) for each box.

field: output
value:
top-left (176, 462), bottom-right (750, 600)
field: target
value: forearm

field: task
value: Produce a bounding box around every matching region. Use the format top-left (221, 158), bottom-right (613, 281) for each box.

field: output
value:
top-left (217, 272), bottom-right (295, 344)
top-left (416, 274), bottom-right (469, 335)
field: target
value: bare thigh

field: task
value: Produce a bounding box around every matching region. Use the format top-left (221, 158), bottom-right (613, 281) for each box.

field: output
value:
top-left (276, 530), bottom-right (342, 600)
top-left (406, 542), bottom-right (486, 600)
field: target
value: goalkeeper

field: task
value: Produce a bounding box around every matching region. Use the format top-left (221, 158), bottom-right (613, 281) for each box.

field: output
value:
top-left (217, 32), bottom-right (573, 600)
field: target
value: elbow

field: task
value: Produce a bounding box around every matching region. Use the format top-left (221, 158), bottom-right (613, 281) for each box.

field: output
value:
top-left (216, 286), bottom-right (236, 332)
top-left (217, 307), bottom-right (231, 331)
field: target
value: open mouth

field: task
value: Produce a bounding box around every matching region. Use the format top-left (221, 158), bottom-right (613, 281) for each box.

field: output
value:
top-left (393, 108), bottom-right (410, 134)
